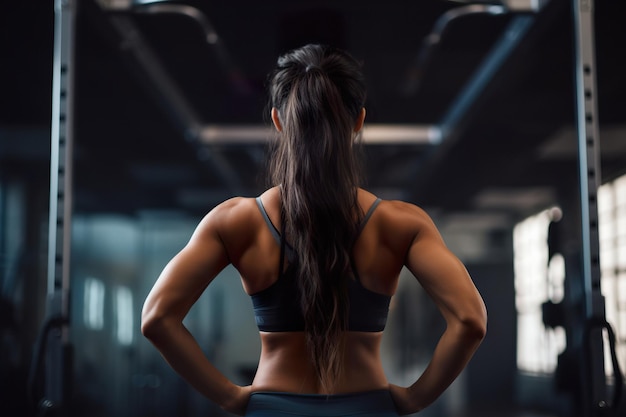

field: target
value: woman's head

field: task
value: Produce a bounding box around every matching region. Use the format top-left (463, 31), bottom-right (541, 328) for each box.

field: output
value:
top-left (267, 44), bottom-right (366, 198)
top-left (266, 44), bottom-right (368, 393)
top-left (268, 44), bottom-right (366, 139)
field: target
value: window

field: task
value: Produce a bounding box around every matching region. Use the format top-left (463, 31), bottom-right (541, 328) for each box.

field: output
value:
top-left (598, 174), bottom-right (626, 376)
top-left (114, 286), bottom-right (134, 346)
top-left (514, 172), bottom-right (626, 376)
top-left (514, 208), bottom-right (566, 374)
top-left (83, 277), bottom-right (105, 330)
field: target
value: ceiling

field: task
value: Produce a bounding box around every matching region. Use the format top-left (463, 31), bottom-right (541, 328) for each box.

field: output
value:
top-left (2, 0), bottom-right (626, 261)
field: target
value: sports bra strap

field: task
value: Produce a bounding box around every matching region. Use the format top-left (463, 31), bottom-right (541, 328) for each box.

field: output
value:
top-left (256, 196), bottom-right (382, 265)
top-left (256, 197), bottom-right (281, 243)
top-left (356, 198), bottom-right (382, 238)
top-left (256, 197), bottom-right (296, 263)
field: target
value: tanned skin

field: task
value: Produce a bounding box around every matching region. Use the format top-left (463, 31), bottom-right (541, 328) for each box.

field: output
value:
top-left (141, 185), bottom-right (487, 415)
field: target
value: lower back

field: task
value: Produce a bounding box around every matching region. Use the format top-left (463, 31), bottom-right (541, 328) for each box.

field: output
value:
top-left (251, 331), bottom-right (389, 394)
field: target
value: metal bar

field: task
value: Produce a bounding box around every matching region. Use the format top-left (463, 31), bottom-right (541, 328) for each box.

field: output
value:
top-left (197, 124), bottom-right (441, 145)
top-left (107, 13), bottom-right (203, 137)
top-left (92, 4), bottom-right (245, 193)
top-left (438, 15), bottom-right (534, 140)
top-left (402, 4), bottom-right (507, 95)
top-left (410, 15), bottom-right (534, 198)
top-left (42, 0), bottom-right (76, 411)
top-left (572, 0), bottom-right (608, 415)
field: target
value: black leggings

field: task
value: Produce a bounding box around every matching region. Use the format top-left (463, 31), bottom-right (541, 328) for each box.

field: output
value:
top-left (245, 389), bottom-right (399, 417)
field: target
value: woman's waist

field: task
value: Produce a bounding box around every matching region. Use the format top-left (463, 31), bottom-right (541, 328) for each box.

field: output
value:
top-left (254, 331), bottom-right (387, 393)
top-left (252, 357), bottom-right (388, 395)
top-left (245, 389), bottom-right (398, 417)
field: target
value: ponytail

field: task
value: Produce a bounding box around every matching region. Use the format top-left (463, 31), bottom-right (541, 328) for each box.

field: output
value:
top-left (267, 44), bottom-right (367, 392)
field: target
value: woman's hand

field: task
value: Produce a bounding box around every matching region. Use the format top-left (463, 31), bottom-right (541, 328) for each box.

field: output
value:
top-left (388, 384), bottom-right (420, 415)
top-left (222, 385), bottom-right (253, 416)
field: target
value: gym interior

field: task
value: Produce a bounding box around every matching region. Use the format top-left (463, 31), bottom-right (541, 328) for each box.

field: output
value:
top-left (1, 0), bottom-right (625, 416)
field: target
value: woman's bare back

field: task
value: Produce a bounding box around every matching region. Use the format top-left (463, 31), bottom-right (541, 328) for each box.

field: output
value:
top-left (222, 187), bottom-right (420, 394)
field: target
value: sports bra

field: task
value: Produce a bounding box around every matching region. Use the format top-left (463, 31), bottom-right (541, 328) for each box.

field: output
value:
top-left (251, 197), bottom-right (391, 332)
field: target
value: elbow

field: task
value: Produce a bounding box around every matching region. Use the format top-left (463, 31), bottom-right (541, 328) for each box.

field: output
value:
top-left (140, 311), bottom-right (161, 341)
top-left (451, 302), bottom-right (487, 343)
top-left (141, 304), bottom-right (171, 342)
top-left (463, 315), bottom-right (487, 342)
top-left (461, 308), bottom-right (488, 342)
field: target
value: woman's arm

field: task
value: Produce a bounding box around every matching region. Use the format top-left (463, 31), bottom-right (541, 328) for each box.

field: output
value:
top-left (390, 205), bottom-right (487, 415)
top-left (141, 199), bottom-right (251, 415)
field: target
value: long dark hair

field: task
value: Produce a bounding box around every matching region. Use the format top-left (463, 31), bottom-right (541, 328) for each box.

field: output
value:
top-left (267, 44), bottom-right (367, 391)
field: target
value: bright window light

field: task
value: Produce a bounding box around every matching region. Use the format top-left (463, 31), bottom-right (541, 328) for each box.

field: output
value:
top-left (515, 171), bottom-right (626, 376)
top-left (83, 277), bottom-right (105, 330)
top-left (598, 174), bottom-right (626, 376)
top-left (114, 286), bottom-right (134, 346)
top-left (514, 208), bottom-right (566, 374)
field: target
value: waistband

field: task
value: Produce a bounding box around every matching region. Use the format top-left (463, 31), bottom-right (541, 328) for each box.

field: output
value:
top-left (245, 389), bottom-right (398, 417)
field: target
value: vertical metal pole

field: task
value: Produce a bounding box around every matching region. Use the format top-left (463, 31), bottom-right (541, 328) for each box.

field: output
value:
top-left (572, 0), bottom-right (607, 415)
top-left (44, 0), bottom-right (75, 411)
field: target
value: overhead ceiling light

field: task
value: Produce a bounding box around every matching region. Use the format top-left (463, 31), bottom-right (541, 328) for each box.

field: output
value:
top-left (97, 0), bottom-right (172, 10)
top-left (196, 124), bottom-right (441, 145)
top-left (445, 0), bottom-right (549, 12)
top-left (473, 187), bottom-right (556, 211)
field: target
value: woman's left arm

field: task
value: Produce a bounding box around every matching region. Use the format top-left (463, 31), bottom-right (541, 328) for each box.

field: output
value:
top-left (141, 199), bottom-right (251, 415)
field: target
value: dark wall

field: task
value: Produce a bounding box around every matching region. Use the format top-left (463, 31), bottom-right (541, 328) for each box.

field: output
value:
top-left (465, 259), bottom-right (517, 413)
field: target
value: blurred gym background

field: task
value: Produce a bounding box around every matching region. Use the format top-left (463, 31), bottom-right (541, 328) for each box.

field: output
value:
top-left (1, 0), bottom-right (625, 416)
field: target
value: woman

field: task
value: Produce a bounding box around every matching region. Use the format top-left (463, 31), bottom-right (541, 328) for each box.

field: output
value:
top-left (141, 44), bottom-right (487, 416)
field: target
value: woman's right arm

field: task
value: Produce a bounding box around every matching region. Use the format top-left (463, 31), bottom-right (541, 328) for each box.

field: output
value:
top-left (389, 205), bottom-right (487, 415)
